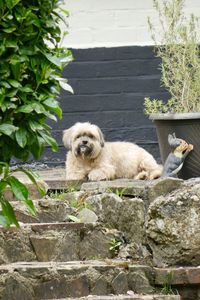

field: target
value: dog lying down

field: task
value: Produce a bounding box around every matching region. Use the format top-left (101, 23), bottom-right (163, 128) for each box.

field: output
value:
top-left (63, 122), bottom-right (162, 181)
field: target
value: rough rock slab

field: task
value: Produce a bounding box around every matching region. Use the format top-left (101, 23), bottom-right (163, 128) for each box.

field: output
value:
top-left (13, 198), bottom-right (74, 223)
top-left (44, 295), bottom-right (181, 300)
top-left (81, 179), bottom-right (148, 199)
top-left (0, 222), bottom-right (118, 264)
top-left (155, 266), bottom-right (200, 285)
top-left (46, 180), bottom-right (83, 190)
top-left (85, 193), bottom-right (145, 242)
top-left (81, 178), bottom-right (183, 204)
top-left (146, 182), bottom-right (200, 266)
top-left (0, 261), bottom-right (154, 300)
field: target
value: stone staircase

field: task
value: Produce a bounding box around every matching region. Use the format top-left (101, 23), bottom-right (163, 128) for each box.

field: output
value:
top-left (2, 168), bottom-right (200, 300)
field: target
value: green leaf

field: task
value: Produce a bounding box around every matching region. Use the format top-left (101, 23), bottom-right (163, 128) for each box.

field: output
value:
top-left (0, 162), bottom-right (9, 177)
top-left (1, 102), bottom-right (17, 112)
top-left (19, 86), bottom-right (33, 93)
top-left (42, 52), bottom-right (62, 68)
top-left (11, 63), bottom-right (21, 80)
top-left (39, 132), bottom-right (58, 152)
top-left (7, 89), bottom-right (18, 97)
top-left (7, 176), bottom-right (29, 201)
top-left (17, 168), bottom-right (46, 197)
top-left (58, 79), bottom-right (74, 93)
top-left (15, 128), bottom-right (27, 148)
top-left (29, 120), bottom-right (44, 132)
top-left (3, 27), bottom-right (16, 33)
top-left (17, 103), bottom-right (46, 114)
top-left (5, 0), bottom-right (21, 9)
top-left (30, 137), bottom-right (45, 160)
top-left (10, 54), bottom-right (27, 64)
top-left (1, 81), bottom-right (11, 88)
top-left (0, 181), bottom-right (7, 192)
top-left (1, 199), bottom-right (19, 227)
top-left (43, 98), bottom-right (62, 119)
top-left (6, 40), bottom-right (18, 49)
top-left (7, 79), bottom-right (22, 88)
top-left (24, 198), bottom-right (36, 216)
top-left (0, 124), bottom-right (18, 135)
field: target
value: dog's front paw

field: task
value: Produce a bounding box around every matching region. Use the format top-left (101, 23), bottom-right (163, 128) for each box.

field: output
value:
top-left (88, 169), bottom-right (107, 181)
top-left (134, 170), bottom-right (149, 180)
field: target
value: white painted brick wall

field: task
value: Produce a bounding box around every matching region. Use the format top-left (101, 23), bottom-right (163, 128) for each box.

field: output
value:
top-left (61, 0), bottom-right (200, 48)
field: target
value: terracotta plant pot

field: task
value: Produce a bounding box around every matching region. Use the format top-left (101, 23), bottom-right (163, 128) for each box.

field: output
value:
top-left (150, 112), bottom-right (200, 179)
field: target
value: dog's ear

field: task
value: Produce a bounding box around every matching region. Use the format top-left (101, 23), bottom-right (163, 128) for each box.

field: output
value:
top-left (63, 128), bottom-right (73, 150)
top-left (96, 126), bottom-right (105, 147)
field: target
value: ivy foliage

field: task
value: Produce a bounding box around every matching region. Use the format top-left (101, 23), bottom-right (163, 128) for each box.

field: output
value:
top-left (0, 0), bottom-right (72, 226)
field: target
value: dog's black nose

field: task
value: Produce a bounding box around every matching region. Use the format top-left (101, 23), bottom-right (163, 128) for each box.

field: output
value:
top-left (82, 140), bottom-right (88, 145)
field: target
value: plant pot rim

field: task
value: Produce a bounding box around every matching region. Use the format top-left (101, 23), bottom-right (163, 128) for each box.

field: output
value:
top-left (149, 112), bottom-right (200, 120)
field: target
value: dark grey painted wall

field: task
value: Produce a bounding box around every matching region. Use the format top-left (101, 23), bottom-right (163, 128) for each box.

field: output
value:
top-left (34, 46), bottom-right (169, 167)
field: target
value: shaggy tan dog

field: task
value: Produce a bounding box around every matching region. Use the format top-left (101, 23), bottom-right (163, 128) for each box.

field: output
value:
top-left (63, 122), bottom-right (162, 181)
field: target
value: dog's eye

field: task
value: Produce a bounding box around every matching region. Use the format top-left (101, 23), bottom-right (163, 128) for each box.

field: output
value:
top-left (75, 134), bottom-right (81, 139)
top-left (88, 134), bottom-right (95, 139)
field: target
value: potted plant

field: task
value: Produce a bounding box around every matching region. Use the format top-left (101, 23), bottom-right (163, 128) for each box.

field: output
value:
top-left (144, 0), bottom-right (200, 179)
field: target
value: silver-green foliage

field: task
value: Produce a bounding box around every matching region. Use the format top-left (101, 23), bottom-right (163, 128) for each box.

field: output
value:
top-left (144, 0), bottom-right (200, 114)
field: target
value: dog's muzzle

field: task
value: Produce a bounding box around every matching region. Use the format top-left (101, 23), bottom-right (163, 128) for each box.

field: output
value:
top-left (76, 143), bottom-right (93, 157)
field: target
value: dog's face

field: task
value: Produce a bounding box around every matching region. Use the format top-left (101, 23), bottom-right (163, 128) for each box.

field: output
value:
top-left (63, 122), bottom-right (104, 160)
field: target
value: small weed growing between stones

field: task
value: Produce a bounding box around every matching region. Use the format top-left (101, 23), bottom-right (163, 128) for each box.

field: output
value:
top-left (48, 191), bottom-right (68, 200)
top-left (161, 272), bottom-right (175, 295)
top-left (66, 184), bottom-right (81, 193)
top-left (107, 188), bottom-right (128, 198)
top-left (70, 198), bottom-right (92, 211)
top-left (48, 184), bottom-right (81, 200)
top-left (109, 238), bottom-right (122, 257)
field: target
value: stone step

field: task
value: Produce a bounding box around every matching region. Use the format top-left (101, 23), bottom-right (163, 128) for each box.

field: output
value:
top-left (44, 295), bottom-right (180, 300)
top-left (0, 222), bottom-right (123, 264)
top-left (0, 261), bottom-right (155, 300)
top-left (155, 266), bottom-right (200, 300)
top-left (12, 192), bottom-right (146, 245)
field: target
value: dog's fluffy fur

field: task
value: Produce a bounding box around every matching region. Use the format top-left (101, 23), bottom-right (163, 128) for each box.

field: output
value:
top-left (63, 122), bottom-right (162, 181)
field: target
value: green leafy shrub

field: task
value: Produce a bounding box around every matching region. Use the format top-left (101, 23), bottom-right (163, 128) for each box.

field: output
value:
top-left (0, 0), bottom-right (72, 226)
top-left (144, 0), bottom-right (200, 114)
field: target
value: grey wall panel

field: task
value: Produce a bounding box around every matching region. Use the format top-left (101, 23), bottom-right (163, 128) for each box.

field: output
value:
top-left (14, 46), bottom-right (167, 167)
